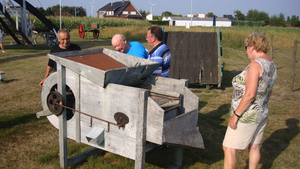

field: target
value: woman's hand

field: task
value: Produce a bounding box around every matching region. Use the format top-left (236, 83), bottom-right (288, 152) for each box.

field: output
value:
top-left (228, 115), bottom-right (239, 130)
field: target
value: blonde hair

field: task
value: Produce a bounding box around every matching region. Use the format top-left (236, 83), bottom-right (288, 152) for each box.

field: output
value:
top-left (245, 33), bottom-right (269, 53)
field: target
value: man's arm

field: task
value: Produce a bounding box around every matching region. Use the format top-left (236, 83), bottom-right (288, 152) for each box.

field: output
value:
top-left (39, 66), bottom-right (53, 86)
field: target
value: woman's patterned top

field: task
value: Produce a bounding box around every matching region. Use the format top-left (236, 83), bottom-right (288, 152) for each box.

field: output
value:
top-left (231, 58), bottom-right (277, 124)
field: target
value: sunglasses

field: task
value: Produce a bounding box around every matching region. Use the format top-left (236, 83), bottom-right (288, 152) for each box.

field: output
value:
top-left (245, 46), bottom-right (248, 50)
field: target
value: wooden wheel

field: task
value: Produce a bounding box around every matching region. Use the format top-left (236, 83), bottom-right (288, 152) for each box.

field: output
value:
top-left (93, 30), bottom-right (99, 39)
top-left (78, 23), bottom-right (85, 39)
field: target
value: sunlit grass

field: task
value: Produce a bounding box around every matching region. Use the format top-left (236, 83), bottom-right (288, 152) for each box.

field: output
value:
top-left (0, 26), bottom-right (299, 169)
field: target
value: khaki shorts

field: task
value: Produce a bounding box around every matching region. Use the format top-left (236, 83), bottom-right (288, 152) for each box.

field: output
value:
top-left (222, 118), bottom-right (268, 149)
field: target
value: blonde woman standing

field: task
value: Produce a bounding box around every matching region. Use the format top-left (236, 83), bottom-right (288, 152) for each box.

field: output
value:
top-left (223, 33), bottom-right (277, 169)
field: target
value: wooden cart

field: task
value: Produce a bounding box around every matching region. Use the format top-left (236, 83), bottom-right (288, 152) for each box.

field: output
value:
top-left (36, 48), bottom-right (204, 168)
top-left (78, 22), bottom-right (105, 39)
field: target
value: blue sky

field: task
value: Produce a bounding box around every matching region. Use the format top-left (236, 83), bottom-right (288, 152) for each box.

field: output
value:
top-left (27, 0), bottom-right (300, 19)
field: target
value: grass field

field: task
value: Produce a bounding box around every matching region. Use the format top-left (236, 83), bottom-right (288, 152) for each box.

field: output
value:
top-left (0, 26), bottom-right (300, 169)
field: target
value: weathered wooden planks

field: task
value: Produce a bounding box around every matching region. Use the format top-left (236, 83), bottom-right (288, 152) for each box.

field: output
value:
top-left (165, 31), bottom-right (219, 85)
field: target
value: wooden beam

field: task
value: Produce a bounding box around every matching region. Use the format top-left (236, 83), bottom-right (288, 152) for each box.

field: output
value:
top-left (57, 62), bottom-right (68, 168)
top-left (135, 90), bottom-right (149, 169)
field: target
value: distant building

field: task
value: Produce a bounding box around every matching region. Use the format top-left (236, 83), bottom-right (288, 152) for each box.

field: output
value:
top-left (162, 16), bottom-right (232, 27)
top-left (196, 13), bottom-right (207, 18)
top-left (187, 13), bottom-right (193, 17)
top-left (223, 15), bottom-right (234, 21)
top-left (97, 0), bottom-right (143, 20)
top-left (146, 13), bottom-right (153, 20)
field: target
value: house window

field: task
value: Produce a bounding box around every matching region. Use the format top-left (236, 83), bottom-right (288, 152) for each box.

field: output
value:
top-left (107, 11), bottom-right (114, 15)
top-left (122, 11), bottom-right (128, 14)
top-left (131, 11), bottom-right (136, 15)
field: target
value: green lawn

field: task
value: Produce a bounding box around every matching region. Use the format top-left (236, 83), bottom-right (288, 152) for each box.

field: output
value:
top-left (0, 31), bottom-right (299, 169)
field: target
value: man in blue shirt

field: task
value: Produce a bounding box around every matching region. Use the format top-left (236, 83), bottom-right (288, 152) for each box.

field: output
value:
top-left (111, 34), bottom-right (148, 59)
top-left (146, 26), bottom-right (171, 78)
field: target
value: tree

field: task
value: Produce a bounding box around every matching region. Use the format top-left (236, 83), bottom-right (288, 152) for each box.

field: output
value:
top-left (246, 9), bottom-right (260, 21)
top-left (36, 7), bottom-right (47, 16)
top-left (278, 13), bottom-right (286, 27)
top-left (234, 10), bottom-right (245, 21)
top-left (259, 11), bottom-right (269, 25)
top-left (139, 9), bottom-right (149, 19)
top-left (45, 7), bottom-right (54, 16)
top-left (44, 5), bottom-right (86, 17)
top-left (207, 12), bottom-right (215, 18)
top-left (269, 14), bottom-right (278, 26)
top-left (76, 7), bottom-right (86, 17)
top-left (291, 15), bottom-right (300, 27)
top-left (162, 11), bottom-right (172, 17)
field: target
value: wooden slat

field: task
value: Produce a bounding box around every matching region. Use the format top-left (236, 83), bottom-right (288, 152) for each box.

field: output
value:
top-left (170, 32), bottom-right (183, 79)
top-left (167, 31), bottom-right (175, 78)
top-left (75, 73), bottom-right (81, 143)
top-left (194, 33), bottom-right (203, 83)
top-left (202, 33), bottom-right (212, 84)
top-left (166, 31), bottom-right (219, 85)
top-left (179, 32), bottom-right (190, 79)
top-left (57, 63), bottom-right (68, 168)
top-left (135, 90), bottom-right (149, 169)
top-left (205, 33), bottom-right (218, 84)
top-left (210, 33), bottom-right (219, 83)
top-left (187, 32), bottom-right (198, 83)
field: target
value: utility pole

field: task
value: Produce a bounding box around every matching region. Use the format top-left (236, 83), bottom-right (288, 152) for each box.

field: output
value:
top-left (75, 1), bottom-right (77, 17)
top-left (60, 0), bottom-right (61, 29)
top-left (190, 0), bottom-right (193, 28)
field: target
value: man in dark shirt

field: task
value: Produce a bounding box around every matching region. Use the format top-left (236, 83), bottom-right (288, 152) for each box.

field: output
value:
top-left (39, 29), bottom-right (81, 86)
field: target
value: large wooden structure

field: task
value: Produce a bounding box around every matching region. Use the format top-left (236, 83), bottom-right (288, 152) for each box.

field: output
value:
top-left (36, 48), bottom-right (204, 168)
top-left (164, 30), bottom-right (223, 88)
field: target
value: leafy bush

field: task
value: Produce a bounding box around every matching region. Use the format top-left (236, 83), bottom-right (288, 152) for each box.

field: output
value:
top-left (148, 21), bottom-right (169, 26)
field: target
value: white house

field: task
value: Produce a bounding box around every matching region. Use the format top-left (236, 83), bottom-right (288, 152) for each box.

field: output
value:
top-left (146, 13), bottom-right (153, 20)
top-left (163, 16), bottom-right (231, 27)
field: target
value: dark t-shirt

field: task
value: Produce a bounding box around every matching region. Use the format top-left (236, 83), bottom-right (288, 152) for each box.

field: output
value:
top-left (47, 44), bottom-right (81, 68)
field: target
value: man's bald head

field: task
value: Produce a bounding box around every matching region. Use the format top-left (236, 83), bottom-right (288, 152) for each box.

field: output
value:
top-left (111, 34), bottom-right (128, 53)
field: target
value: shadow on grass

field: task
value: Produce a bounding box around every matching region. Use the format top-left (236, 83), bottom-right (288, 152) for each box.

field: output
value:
top-left (0, 79), bottom-right (19, 83)
top-left (188, 69), bottom-right (241, 90)
top-left (0, 113), bottom-right (37, 129)
top-left (258, 118), bottom-right (300, 169)
top-left (221, 70), bottom-right (241, 90)
top-left (0, 53), bottom-right (48, 64)
top-left (145, 103), bottom-right (230, 168)
top-left (181, 103), bottom-right (230, 166)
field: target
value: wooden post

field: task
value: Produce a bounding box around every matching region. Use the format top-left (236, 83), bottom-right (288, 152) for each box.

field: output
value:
top-left (57, 61), bottom-right (68, 168)
top-left (174, 147), bottom-right (183, 168)
top-left (75, 74), bottom-right (81, 143)
top-left (135, 90), bottom-right (149, 169)
top-left (270, 35), bottom-right (273, 60)
top-left (291, 39), bottom-right (297, 92)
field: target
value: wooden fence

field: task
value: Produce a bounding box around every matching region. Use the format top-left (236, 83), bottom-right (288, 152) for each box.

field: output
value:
top-left (163, 30), bottom-right (222, 88)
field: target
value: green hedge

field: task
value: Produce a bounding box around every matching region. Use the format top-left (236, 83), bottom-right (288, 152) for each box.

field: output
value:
top-left (148, 21), bottom-right (169, 26)
top-left (232, 20), bottom-right (265, 27)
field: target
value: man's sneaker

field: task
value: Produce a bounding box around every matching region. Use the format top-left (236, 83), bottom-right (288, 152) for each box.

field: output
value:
top-left (2, 51), bottom-right (6, 53)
